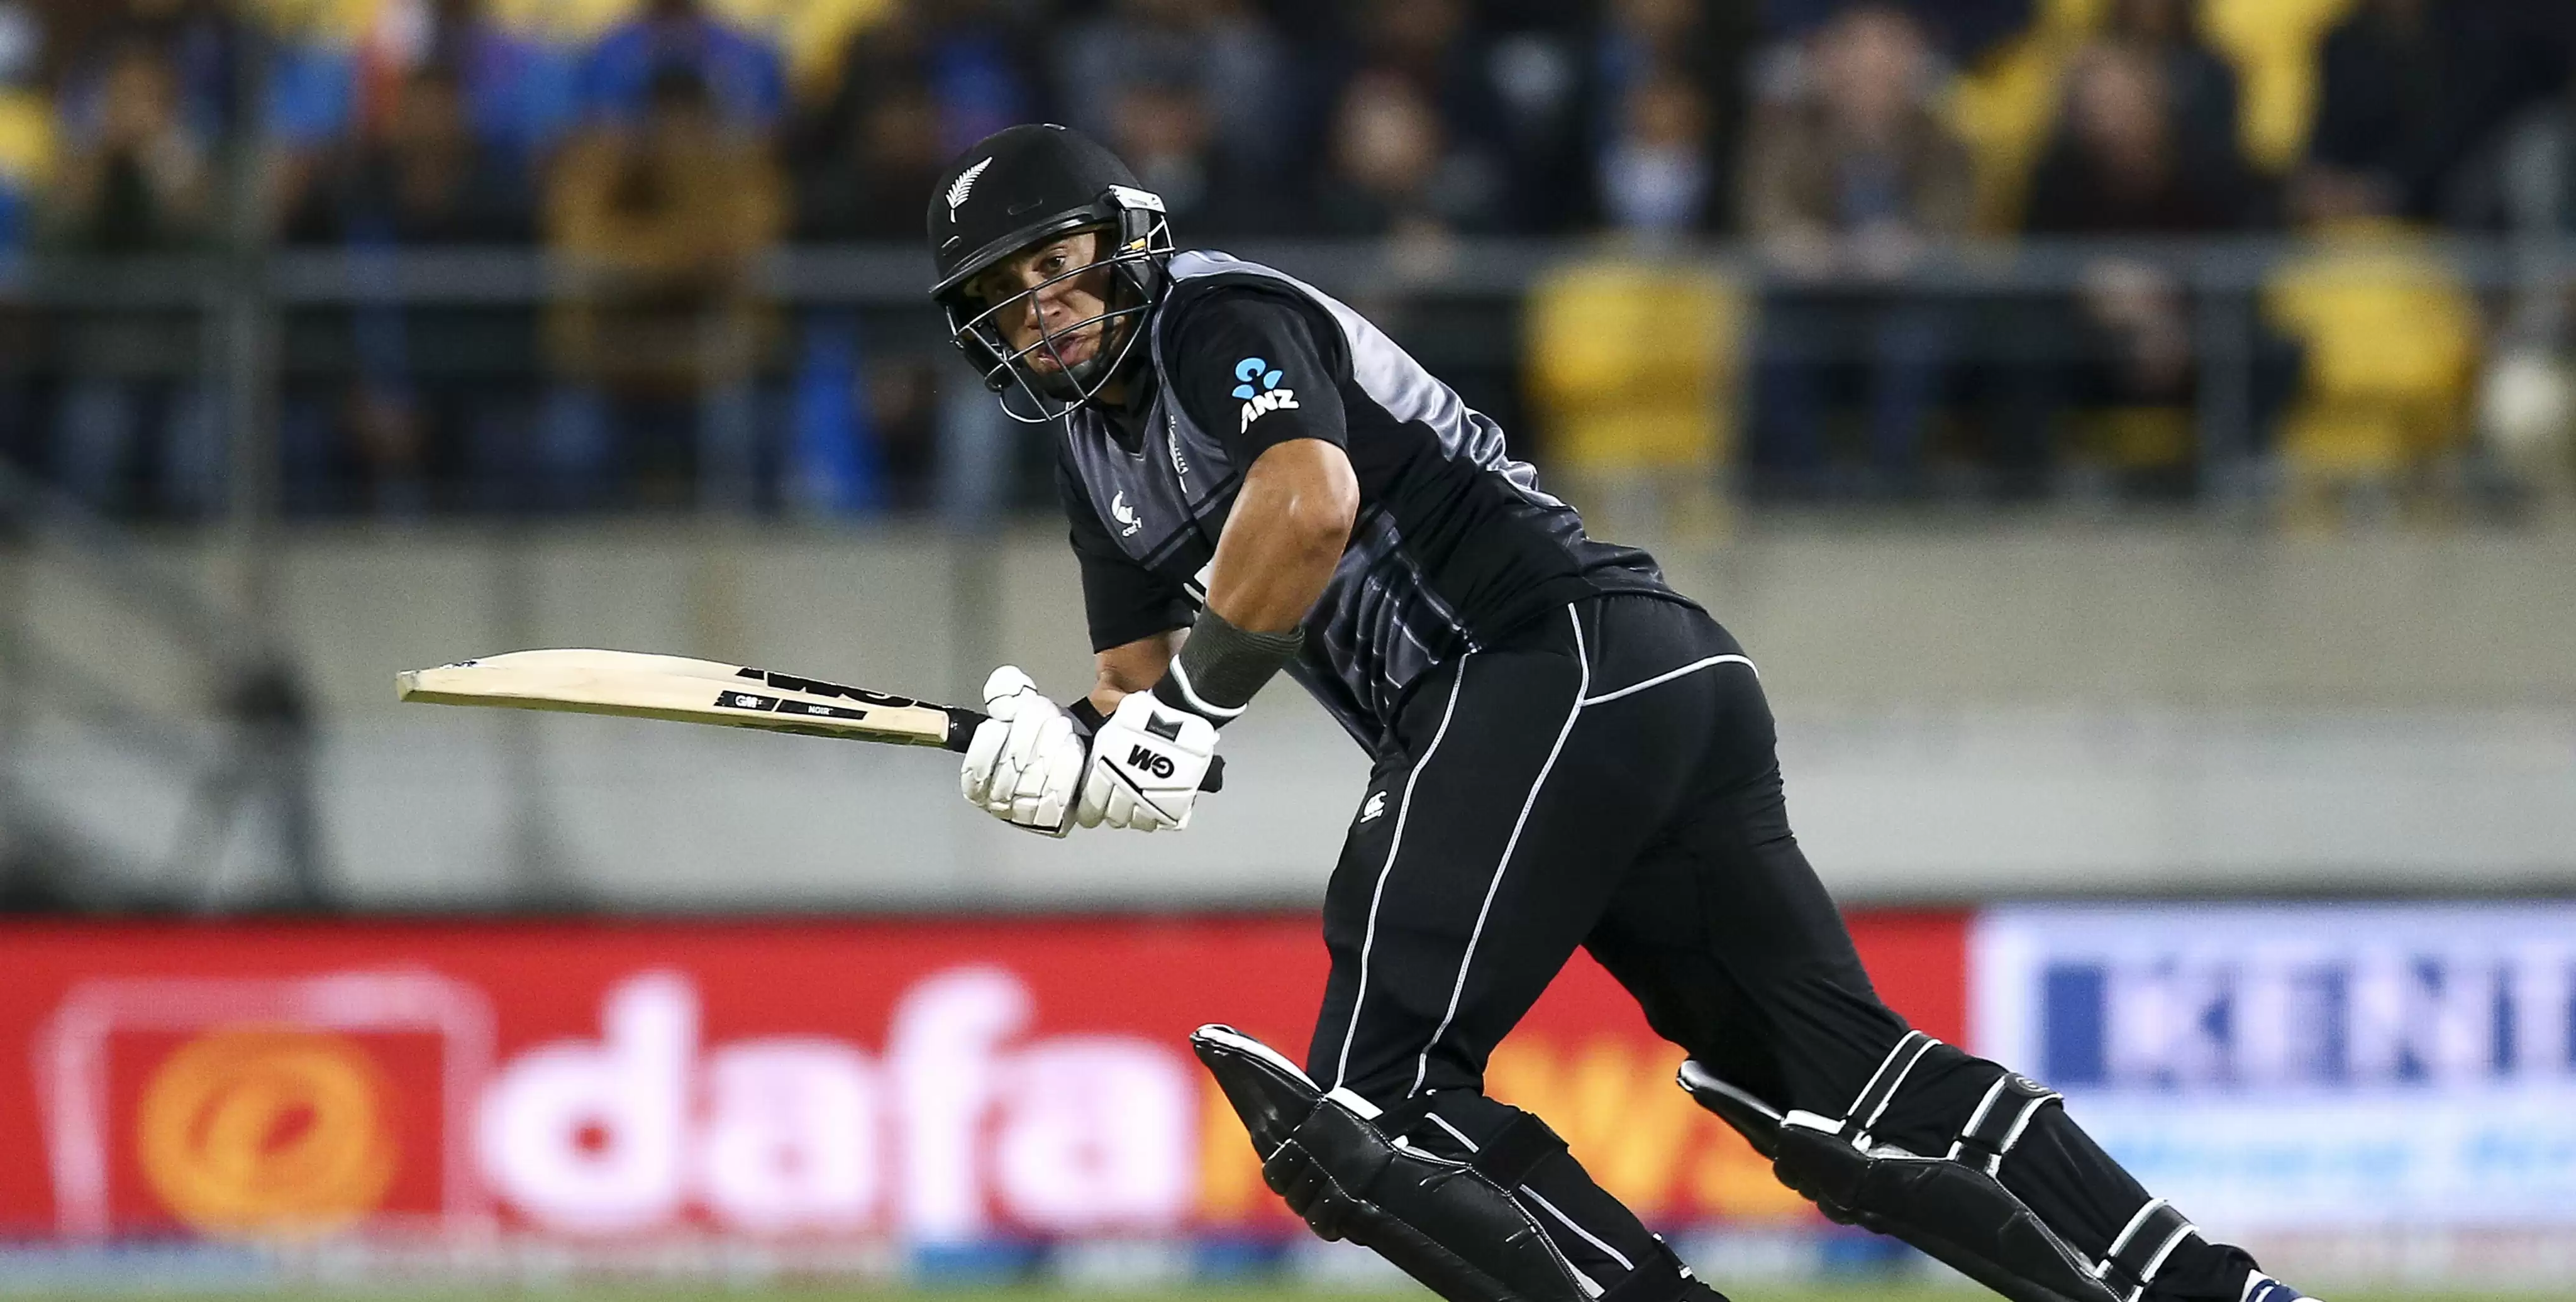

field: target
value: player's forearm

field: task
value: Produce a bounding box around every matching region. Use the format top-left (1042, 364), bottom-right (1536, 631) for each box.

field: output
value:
top-left (1205, 439), bottom-right (1358, 634)
top-left (1082, 442), bottom-right (1352, 727)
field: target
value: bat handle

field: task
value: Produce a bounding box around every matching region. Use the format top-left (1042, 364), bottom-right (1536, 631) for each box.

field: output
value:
top-left (943, 707), bottom-right (1226, 793)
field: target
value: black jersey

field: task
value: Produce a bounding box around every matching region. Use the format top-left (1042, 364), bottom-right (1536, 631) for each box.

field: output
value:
top-left (1055, 251), bottom-right (1685, 746)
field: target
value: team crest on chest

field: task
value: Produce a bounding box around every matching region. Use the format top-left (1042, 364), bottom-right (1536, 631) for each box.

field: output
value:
top-left (1232, 356), bottom-right (1299, 433)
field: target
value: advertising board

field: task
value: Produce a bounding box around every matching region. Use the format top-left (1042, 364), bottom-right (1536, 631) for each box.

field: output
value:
top-left (1972, 902), bottom-right (2576, 1233)
top-left (0, 913), bottom-right (1967, 1250)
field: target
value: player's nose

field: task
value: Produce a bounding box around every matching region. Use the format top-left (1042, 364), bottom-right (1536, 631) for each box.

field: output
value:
top-left (1030, 285), bottom-right (1075, 330)
top-left (1004, 283), bottom-right (1046, 336)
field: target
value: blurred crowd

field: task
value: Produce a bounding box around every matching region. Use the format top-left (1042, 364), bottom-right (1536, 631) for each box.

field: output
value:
top-left (2, 0), bottom-right (2575, 515)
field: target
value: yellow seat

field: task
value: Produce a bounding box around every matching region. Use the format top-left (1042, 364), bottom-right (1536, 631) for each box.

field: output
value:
top-left (2071, 405), bottom-right (2195, 472)
top-left (1525, 255), bottom-right (1746, 535)
top-left (2263, 220), bottom-right (2480, 489)
top-left (1528, 257), bottom-right (1744, 469)
top-left (242, 0), bottom-right (377, 45)
top-left (484, 0), bottom-right (640, 43)
top-left (0, 88), bottom-right (52, 190)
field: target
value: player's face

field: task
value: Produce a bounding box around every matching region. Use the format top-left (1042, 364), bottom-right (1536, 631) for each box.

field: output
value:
top-left (967, 228), bottom-right (1121, 375)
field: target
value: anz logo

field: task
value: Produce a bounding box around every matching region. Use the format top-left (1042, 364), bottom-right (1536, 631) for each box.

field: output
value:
top-left (1232, 356), bottom-right (1299, 434)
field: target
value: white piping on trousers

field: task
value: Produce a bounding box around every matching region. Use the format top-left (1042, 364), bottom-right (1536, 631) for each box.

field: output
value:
top-left (1410, 605), bottom-right (1589, 1096)
top-left (1331, 658), bottom-right (1471, 1089)
top-left (1579, 654), bottom-right (1756, 706)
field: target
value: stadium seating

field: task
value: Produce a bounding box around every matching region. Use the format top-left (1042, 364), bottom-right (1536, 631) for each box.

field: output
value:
top-left (2262, 217), bottom-right (2480, 507)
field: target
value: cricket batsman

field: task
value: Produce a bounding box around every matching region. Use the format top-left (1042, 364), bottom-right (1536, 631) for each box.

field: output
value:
top-left (931, 124), bottom-right (2318, 1302)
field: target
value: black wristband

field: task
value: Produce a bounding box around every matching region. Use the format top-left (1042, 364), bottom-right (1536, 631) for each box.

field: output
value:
top-left (1153, 609), bottom-right (1303, 725)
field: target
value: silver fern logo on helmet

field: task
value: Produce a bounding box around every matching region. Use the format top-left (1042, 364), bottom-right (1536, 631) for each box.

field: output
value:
top-left (945, 158), bottom-right (993, 222)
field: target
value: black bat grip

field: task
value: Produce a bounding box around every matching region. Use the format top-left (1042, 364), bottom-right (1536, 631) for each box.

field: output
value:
top-left (943, 707), bottom-right (1226, 793)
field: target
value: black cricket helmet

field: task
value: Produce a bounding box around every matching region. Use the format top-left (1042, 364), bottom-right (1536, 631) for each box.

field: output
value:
top-left (926, 124), bottom-right (1173, 421)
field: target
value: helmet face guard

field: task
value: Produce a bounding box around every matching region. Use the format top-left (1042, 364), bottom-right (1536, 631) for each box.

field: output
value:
top-left (933, 185), bottom-right (1173, 424)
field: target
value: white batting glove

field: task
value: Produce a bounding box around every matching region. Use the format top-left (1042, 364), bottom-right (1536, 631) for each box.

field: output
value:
top-left (1078, 691), bottom-right (1219, 832)
top-left (960, 666), bottom-right (1086, 836)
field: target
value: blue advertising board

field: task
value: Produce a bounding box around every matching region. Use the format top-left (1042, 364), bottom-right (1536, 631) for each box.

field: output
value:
top-left (1972, 903), bottom-right (2576, 1230)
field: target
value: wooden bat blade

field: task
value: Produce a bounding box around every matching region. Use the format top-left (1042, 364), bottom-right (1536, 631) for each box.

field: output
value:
top-left (395, 648), bottom-right (1223, 791)
top-left (396, 649), bottom-right (968, 749)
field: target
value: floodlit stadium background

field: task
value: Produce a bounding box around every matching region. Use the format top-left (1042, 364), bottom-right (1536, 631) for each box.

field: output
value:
top-left (1, 0), bottom-right (2573, 1297)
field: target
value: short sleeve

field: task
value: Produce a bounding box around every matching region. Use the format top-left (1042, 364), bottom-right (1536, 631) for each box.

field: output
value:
top-left (1056, 456), bottom-right (1195, 653)
top-left (1163, 285), bottom-right (1350, 462)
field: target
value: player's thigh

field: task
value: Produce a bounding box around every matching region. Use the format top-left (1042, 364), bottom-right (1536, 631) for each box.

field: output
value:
top-left (1305, 607), bottom-right (1705, 1098)
top-left (1298, 643), bottom-right (1555, 1086)
top-left (1307, 630), bottom-right (1594, 1093)
top-left (1584, 644), bottom-right (1910, 1115)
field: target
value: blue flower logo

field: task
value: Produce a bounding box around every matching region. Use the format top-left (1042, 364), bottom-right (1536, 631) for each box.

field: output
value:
top-left (1231, 356), bottom-right (1285, 399)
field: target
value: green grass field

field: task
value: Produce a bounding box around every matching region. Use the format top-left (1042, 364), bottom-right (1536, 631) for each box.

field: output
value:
top-left (406, 1291), bottom-right (2512, 1302)
top-left (0, 1288), bottom-right (2540, 1302)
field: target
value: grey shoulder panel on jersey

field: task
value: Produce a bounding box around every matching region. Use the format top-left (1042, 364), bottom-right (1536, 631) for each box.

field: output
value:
top-left (1131, 251), bottom-right (1611, 744)
top-left (1157, 253), bottom-right (1559, 509)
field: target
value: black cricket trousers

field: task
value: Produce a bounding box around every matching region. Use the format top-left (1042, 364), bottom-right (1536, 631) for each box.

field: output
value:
top-left (1300, 594), bottom-right (2254, 1302)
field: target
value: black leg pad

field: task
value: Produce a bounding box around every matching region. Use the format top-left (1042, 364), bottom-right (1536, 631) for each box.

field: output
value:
top-left (1191, 1024), bottom-right (1597, 1302)
top-left (1772, 1125), bottom-right (2123, 1302)
top-left (1676, 1059), bottom-right (1785, 1160)
top-left (1677, 1059), bottom-right (2122, 1302)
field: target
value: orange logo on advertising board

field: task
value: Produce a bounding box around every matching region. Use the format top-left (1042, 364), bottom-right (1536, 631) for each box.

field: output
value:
top-left (134, 1028), bottom-right (399, 1238)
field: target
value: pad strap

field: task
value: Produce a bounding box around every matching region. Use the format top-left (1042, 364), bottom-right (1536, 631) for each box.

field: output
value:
top-left (1467, 1110), bottom-right (1568, 1188)
top-left (1839, 1030), bottom-right (1941, 1144)
top-left (2096, 1199), bottom-right (2199, 1302)
top-left (1595, 1236), bottom-right (1696, 1302)
top-left (1374, 1096), bottom-right (1569, 1188)
top-left (1947, 1073), bottom-right (2062, 1176)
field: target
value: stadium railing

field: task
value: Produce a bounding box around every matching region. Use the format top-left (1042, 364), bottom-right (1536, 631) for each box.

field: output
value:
top-left (0, 234), bottom-right (2565, 522)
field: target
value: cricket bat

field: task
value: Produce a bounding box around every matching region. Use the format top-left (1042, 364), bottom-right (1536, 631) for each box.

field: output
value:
top-left (395, 649), bottom-right (1223, 787)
